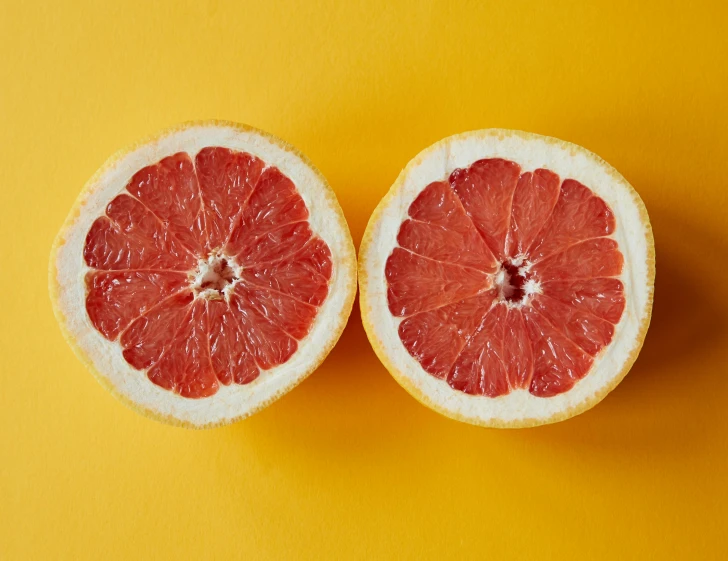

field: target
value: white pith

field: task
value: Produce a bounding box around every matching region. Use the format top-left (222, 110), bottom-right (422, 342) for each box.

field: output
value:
top-left (191, 251), bottom-right (239, 300)
top-left (360, 130), bottom-right (652, 425)
top-left (53, 124), bottom-right (356, 427)
top-left (492, 257), bottom-right (539, 307)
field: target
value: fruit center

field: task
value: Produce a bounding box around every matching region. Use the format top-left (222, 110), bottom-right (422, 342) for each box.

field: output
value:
top-left (495, 258), bottom-right (531, 305)
top-left (193, 253), bottom-right (238, 298)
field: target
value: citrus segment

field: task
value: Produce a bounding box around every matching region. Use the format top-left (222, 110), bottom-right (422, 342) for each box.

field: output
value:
top-left (507, 169), bottom-right (560, 257)
top-left (194, 147), bottom-right (264, 251)
top-left (125, 153), bottom-right (207, 255)
top-left (147, 299), bottom-right (218, 398)
top-left (226, 290), bottom-right (298, 370)
top-left (239, 238), bottom-right (332, 306)
top-left (231, 221), bottom-right (313, 267)
top-left (530, 295), bottom-right (615, 356)
top-left (385, 248), bottom-right (492, 316)
top-left (527, 179), bottom-right (616, 262)
top-left (531, 238), bottom-right (623, 281)
top-left (522, 307), bottom-right (593, 397)
top-left (84, 194), bottom-right (197, 271)
top-left (398, 180), bottom-right (497, 271)
top-left (502, 307), bottom-right (533, 390)
top-left (226, 166), bottom-right (309, 257)
top-left (448, 302), bottom-right (509, 397)
top-left (233, 284), bottom-right (317, 340)
top-left (120, 290), bottom-right (195, 370)
top-left (360, 129), bottom-right (654, 427)
top-left (85, 270), bottom-right (189, 339)
top-left (207, 298), bottom-right (260, 386)
top-left (540, 278), bottom-right (625, 324)
top-left (397, 290), bottom-right (497, 379)
top-left (449, 158), bottom-right (521, 261)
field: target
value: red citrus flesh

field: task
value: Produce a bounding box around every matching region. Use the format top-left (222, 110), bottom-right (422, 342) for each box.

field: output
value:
top-left (386, 158), bottom-right (625, 398)
top-left (83, 148), bottom-right (332, 398)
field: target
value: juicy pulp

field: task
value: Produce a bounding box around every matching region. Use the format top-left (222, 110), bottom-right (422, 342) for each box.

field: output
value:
top-left (386, 158), bottom-right (625, 398)
top-left (83, 148), bottom-right (333, 398)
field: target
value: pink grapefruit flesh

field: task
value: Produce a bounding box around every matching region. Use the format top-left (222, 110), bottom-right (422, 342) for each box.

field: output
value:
top-left (386, 158), bottom-right (626, 399)
top-left (83, 148), bottom-right (333, 399)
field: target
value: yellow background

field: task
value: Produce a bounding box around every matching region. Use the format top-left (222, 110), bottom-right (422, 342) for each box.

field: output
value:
top-left (1, 1), bottom-right (727, 559)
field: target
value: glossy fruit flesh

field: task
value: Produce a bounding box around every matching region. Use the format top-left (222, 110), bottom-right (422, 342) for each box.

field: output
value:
top-left (386, 158), bottom-right (625, 398)
top-left (84, 148), bottom-right (332, 398)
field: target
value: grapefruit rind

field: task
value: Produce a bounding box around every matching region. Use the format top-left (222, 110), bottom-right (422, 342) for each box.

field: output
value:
top-left (50, 121), bottom-right (357, 428)
top-left (359, 129), bottom-right (654, 428)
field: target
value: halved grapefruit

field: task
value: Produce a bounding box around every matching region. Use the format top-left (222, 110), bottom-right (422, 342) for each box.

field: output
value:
top-left (359, 130), bottom-right (654, 427)
top-left (50, 121), bottom-right (356, 428)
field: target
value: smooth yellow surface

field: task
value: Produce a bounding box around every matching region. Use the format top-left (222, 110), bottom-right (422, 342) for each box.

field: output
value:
top-left (1, 1), bottom-right (726, 559)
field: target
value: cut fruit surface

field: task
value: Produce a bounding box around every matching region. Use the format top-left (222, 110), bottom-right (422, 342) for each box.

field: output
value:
top-left (359, 130), bottom-right (654, 427)
top-left (50, 121), bottom-right (356, 427)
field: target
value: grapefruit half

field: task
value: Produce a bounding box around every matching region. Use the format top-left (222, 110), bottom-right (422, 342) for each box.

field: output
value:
top-left (359, 130), bottom-right (654, 427)
top-left (50, 121), bottom-right (357, 428)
